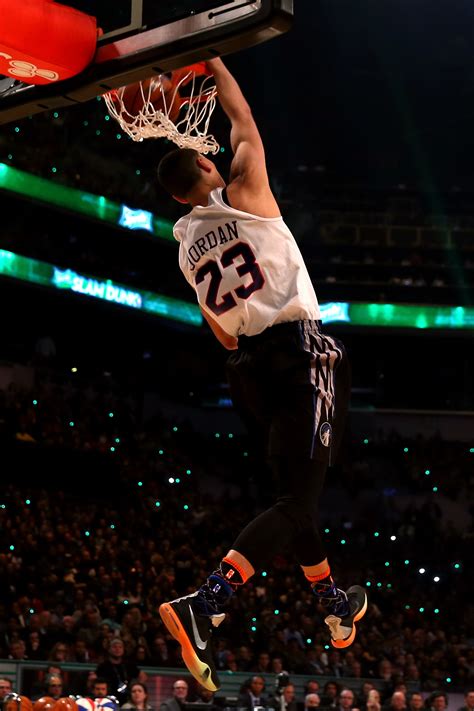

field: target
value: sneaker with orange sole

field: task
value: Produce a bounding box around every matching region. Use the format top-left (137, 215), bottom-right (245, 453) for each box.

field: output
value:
top-left (159, 592), bottom-right (225, 691)
top-left (324, 585), bottom-right (367, 648)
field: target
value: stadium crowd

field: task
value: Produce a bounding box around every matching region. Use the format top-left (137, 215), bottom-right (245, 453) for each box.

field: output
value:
top-left (0, 368), bottom-right (472, 706)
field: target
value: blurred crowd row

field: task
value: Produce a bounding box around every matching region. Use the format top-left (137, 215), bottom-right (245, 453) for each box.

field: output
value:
top-left (0, 371), bottom-right (472, 701)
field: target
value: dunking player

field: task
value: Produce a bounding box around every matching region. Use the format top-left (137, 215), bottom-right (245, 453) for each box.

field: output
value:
top-left (157, 57), bottom-right (367, 691)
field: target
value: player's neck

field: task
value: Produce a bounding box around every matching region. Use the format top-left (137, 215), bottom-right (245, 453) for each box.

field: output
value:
top-left (189, 186), bottom-right (216, 207)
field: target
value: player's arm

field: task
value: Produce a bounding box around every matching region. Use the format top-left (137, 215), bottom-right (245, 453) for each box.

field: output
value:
top-left (201, 307), bottom-right (238, 350)
top-left (206, 57), bottom-right (279, 215)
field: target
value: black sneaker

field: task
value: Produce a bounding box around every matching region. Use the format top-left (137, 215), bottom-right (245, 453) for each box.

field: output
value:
top-left (159, 592), bottom-right (225, 691)
top-left (324, 585), bottom-right (367, 648)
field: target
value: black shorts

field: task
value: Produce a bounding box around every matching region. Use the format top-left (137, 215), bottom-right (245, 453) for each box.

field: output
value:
top-left (226, 319), bottom-right (351, 465)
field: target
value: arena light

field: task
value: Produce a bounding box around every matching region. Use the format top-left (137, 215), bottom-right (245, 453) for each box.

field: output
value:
top-left (1, 247), bottom-right (474, 331)
top-left (0, 162), bottom-right (175, 241)
top-left (323, 301), bottom-right (474, 330)
top-left (0, 249), bottom-right (202, 327)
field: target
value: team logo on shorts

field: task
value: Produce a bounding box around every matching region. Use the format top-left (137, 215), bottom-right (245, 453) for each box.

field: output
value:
top-left (320, 422), bottom-right (332, 447)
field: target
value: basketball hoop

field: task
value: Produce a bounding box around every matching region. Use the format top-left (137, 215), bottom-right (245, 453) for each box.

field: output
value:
top-left (103, 65), bottom-right (219, 154)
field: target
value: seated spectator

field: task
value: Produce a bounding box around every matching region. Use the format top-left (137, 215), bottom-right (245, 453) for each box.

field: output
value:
top-left (193, 687), bottom-right (215, 706)
top-left (302, 651), bottom-right (325, 676)
top-left (382, 692), bottom-right (406, 711)
top-left (96, 638), bottom-right (141, 702)
top-left (121, 681), bottom-right (152, 711)
top-left (336, 689), bottom-right (359, 711)
top-left (270, 684), bottom-right (298, 711)
top-left (72, 639), bottom-right (90, 663)
top-left (271, 657), bottom-right (285, 675)
top-left (27, 632), bottom-right (45, 661)
top-left (0, 679), bottom-right (13, 711)
top-left (321, 683), bottom-right (340, 709)
top-left (44, 675), bottom-right (64, 701)
top-left (365, 690), bottom-right (381, 711)
top-left (236, 647), bottom-right (254, 673)
top-left (238, 677), bottom-right (268, 710)
top-left (426, 694), bottom-right (447, 711)
top-left (9, 641), bottom-right (27, 660)
top-left (407, 693), bottom-right (424, 711)
top-left (133, 643), bottom-right (152, 667)
top-left (252, 653), bottom-right (271, 675)
top-left (305, 694), bottom-right (321, 710)
top-left (358, 683), bottom-right (375, 710)
top-left (160, 680), bottom-right (189, 711)
top-left (150, 637), bottom-right (171, 668)
top-left (457, 692), bottom-right (474, 711)
top-left (93, 679), bottom-right (110, 700)
top-left (48, 643), bottom-right (71, 664)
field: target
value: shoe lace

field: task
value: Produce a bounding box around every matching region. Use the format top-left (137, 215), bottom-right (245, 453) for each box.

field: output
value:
top-left (313, 583), bottom-right (349, 617)
top-left (196, 574), bottom-right (233, 616)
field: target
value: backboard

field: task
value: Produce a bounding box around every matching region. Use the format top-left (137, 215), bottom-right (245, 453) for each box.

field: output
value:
top-left (0, 0), bottom-right (293, 125)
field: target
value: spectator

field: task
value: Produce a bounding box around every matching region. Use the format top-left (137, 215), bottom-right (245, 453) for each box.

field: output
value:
top-left (321, 683), bottom-right (340, 708)
top-left (44, 675), bottom-right (64, 701)
top-left (83, 672), bottom-right (98, 697)
top-left (303, 652), bottom-right (325, 676)
top-left (238, 677), bottom-right (268, 710)
top-left (0, 679), bottom-right (13, 711)
top-left (271, 685), bottom-right (298, 711)
top-left (408, 694), bottom-right (424, 711)
top-left (48, 643), bottom-right (70, 664)
top-left (121, 681), bottom-right (152, 711)
top-left (426, 695), bottom-right (447, 711)
top-left (96, 638), bottom-right (141, 701)
top-left (93, 679), bottom-right (110, 699)
top-left (383, 692), bottom-right (406, 711)
top-left (457, 692), bottom-right (474, 711)
top-left (28, 632), bottom-right (45, 661)
top-left (72, 639), bottom-right (90, 663)
top-left (133, 643), bottom-right (152, 667)
top-left (160, 680), bottom-right (189, 711)
top-left (236, 647), bottom-right (254, 673)
top-left (358, 684), bottom-right (375, 710)
top-left (150, 637), bottom-right (171, 668)
top-left (305, 694), bottom-right (321, 710)
top-left (337, 690), bottom-right (359, 711)
top-left (193, 687), bottom-right (215, 706)
top-left (365, 690), bottom-right (381, 711)
top-left (9, 641), bottom-right (27, 660)
top-left (77, 604), bottom-right (103, 650)
top-left (253, 654), bottom-right (271, 675)
top-left (271, 657), bottom-right (285, 675)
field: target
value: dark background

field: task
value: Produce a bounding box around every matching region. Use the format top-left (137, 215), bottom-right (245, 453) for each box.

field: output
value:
top-left (0, 0), bottom-right (474, 411)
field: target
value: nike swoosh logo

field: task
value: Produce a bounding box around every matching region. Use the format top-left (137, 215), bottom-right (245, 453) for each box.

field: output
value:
top-left (189, 605), bottom-right (207, 650)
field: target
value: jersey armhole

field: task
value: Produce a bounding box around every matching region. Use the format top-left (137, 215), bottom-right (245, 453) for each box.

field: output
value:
top-left (221, 188), bottom-right (232, 208)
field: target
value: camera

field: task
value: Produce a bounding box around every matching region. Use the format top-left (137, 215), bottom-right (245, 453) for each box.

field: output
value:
top-left (274, 673), bottom-right (290, 697)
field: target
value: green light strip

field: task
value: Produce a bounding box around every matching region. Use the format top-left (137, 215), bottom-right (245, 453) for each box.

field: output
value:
top-left (322, 301), bottom-right (474, 329)
top-left (0, 163), bottom-right (174, 241)
top-left (350, 302), bottom-right (474, 329)
top-left (0, 248), bottom-right (473, 330)
top-left (0, 249), bottom-right (202, 326)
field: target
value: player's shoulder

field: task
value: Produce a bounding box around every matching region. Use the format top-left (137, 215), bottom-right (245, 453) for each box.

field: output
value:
top-left (173, 212), bottom-right (192, 241)
top-left (226, 181), bottom-right (281, 218)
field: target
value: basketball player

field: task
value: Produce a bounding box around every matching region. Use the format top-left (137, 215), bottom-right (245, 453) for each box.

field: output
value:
top-left (157, 56), bottom-right (367, 692)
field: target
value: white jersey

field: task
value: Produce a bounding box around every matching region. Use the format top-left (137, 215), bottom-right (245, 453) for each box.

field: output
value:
top-left (173, 188), bottom-right (320, 338)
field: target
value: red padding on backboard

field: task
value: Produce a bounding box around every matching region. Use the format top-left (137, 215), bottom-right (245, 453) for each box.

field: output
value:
top-left (0, 0), bottom-right (97, 85)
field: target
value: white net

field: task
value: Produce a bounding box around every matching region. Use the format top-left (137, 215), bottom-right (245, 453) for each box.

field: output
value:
top-left (103, 69), bottom-right (219, 154)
